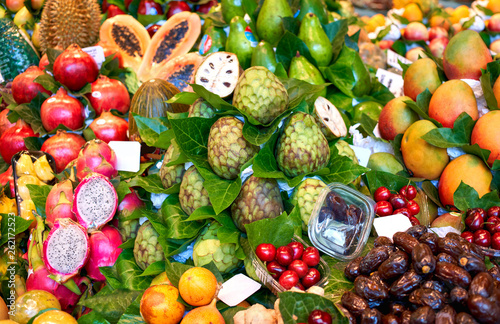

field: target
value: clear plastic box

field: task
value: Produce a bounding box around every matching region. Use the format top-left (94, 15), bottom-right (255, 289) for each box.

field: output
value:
top-left (248, 235), bottom-right (330, 296)
top-left (308, 183), bottom-right (376, 262)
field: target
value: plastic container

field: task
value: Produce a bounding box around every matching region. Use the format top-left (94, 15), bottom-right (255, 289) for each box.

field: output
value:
top-left (308, 183), bottom-right (376, 262)
top-left (248, 235), bottom-right (330, 296)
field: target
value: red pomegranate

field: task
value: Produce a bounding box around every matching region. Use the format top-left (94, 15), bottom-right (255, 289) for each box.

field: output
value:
top-left (0, 166), bottom-right (15, 197)
top-left (53, 44), bottom-right (99, 91)
top-left (86, 75), bottom-right (130, 115)
top-left (12, 66), bottom-right (52, 104)
top-left (0, 120), bottom-right (38, 164)
top-left (40, 88), bottom-right (85, 132)
top-left (97, 41), bottom-right (124, 68)
top-left (107, 4), bottom-right (126, 17)
top-left (41, 130), bottom-right (86, 173)
top-left (0, 109), bottom-right (15, 138)
top-left (39, 54), bottom-right (50, 70)
top-left (89, 111), bottom-right (129, 143)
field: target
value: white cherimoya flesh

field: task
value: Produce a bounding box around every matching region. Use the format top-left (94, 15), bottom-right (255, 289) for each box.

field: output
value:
top-left (194, 52), bottom-right (241, 98)
top-left (314, 96), bottom-right (347, 138)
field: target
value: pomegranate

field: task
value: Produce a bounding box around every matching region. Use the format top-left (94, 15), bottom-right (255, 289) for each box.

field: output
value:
top-left (113, 189), bottom-right (145, 241)
top-left (0, 120), bottom-right (38, 164)
top-left (53, 44), bottom-right (99, 91)
top-left (45, 180), bottom-right (76, 228)
top-left (86, 75), bottom-right (130, 115)
top-left (0, 166), bottom-right (15, 197)
top-left (107, 4), bottom-right (126, 17)
top-left (85, 225), bottom-right (123, 281)
top-left (90, 112), bottom-right (129, 143)
top-left (41, 88), bottom-right (85, 132)
top-left (97, 41), bottom-right (124, 68)
top-left (0, 109), bottom-right (15, 138)
top-left (138, 0), bottom-right (164, 15)
top-left (75, 139), bottom-right (118, 180)
top-left (166, 1), bottom-right (191, 18)
top-left (39, 54), bottom-right (50, 70)
top-left (6, 0), bottom-right (24, 12)
top-left (41, 130), bottom-right (86, 173)
top-left (12, 66), bottom-right (52, 104)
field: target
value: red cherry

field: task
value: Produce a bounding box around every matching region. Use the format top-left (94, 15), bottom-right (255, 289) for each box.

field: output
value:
top-left (485, 216), bottom-right (500, 233)
top-left (287, 241), bottom-right (304, 260)
top-left (288, 260), bottom-right (309, 278)
top-left (487, 206), bottom-right (500, 218)
top-left (308, 310), bottom-right (332, 324)
top-left (146, 24), bottom-right (161, 37)
top-left (461, 231), bottom-right (474, 243)
top-left (394, 208), bottom-right (411, 218)
top-left (279, 270), bottom-right (300, 290)
top-left (138, 0), bottom-right (164, 15)
top-left (465, 211), bottom-right (484, 231)
top-left (375, 201), bottom-right (393, 216)
top-left (492, 232), bottom-right (500, 250)
top-left (166, 0), bottom-right (191, 19)
top-left (295, 282), bottom-right (305, 291)
top-left (409, 216), bottom-right (420, 226)
top-left (389, 194), bottom-right (407, 209)
top-left (467, 208), bottom-right (486, 220)
top-left (302, 247), bottom-right (320, 267)
top-left (399, 185), bottom-right (417, 200)
top-left (474, 229), bottom-right (491, 247)
top-left (276, 246), bottom-right (294, 267)
top-left (107, 4), bottom-right (126, 17)
top-left (374, 187), bottom-right (391, 202)
top-left (255, 243), bottom-right (276, 262)
top-left (302, 268), bottom-right (321, 288)
top-left (406, 200), bottom-right (420, 216)
top-left (267, 261), bottom-right (286, 280)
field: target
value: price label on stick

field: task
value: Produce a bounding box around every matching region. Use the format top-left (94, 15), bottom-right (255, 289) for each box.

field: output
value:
top-left (376, 69), bottom-right (404, 98)
top-left (386, 49), bottom-right (411, 71)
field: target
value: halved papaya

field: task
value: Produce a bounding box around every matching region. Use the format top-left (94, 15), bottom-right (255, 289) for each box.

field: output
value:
top-left (100, 15), bottom-right (150, 73)
top-left (137, 12), bottom-right (201, 81)
top-left (153, 52), bottom-right (204, 92)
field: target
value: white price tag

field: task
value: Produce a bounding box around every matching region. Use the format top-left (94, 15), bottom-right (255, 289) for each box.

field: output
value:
top-left (373, 214), bottom-right (412, 240)
top-left (386, 50), bottom-right (412, 71)
top-left (0, 70), bottom-right (4, 83)
top-left (217, 274), bottom-right (261, 307)
top-left (376, 68), bottom-right (404, 98)
top-left (82, 46), bottom-right (106, 69)
top-left (108, 141), bottom-right (141, 172)
top-left (350, 145), bottom-right (371, 167)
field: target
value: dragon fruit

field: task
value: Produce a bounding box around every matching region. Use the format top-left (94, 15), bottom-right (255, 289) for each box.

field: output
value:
top-left (72, 172), bottom-right (118, 232)
top-left (75, 139), bottom-right (118, 181)
top-left (45, 180), bottom-right (76, 228)
top-left (42, 218), bottom-right (90, 283)
top-left (113, 190), bottom-right (145, 241)
top-left (85, 225), bottom-right (123, 281)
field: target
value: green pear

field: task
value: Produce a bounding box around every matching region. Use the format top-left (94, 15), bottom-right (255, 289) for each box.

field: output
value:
top-left (226, 16), bottom-right (255, 69)
top-left (256, 0), bottom-right (293, 46)
top-left (296, 0), bottom-right (328, 24)
top-left (367, 153), bottom-right (404, 174)
top-left (221, 0), bottom-right (247, 24)
top-left (251, 40), bottom-right (278, 73)
top-left (298, 13), bottom-right (333, 66)
top-left (289, 55), bottom-right (326, 97)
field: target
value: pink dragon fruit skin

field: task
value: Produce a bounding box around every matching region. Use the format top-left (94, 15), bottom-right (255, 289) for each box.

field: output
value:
top-left (45, 179), bottom-right (76, 228)
top-left (76, 139), bottom-right (118, 181)
top-left (42, 218), bottom-right (90, 283)
top-left (72, 172), bottom-right (118, 232)
top-left (85, 225), bottom-right (123, 281)
top-left (118, 190), bottom-right (145, 216)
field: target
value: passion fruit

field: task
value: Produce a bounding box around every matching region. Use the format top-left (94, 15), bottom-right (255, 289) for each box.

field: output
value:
top-left (32, 310), bottom-right (77, 324)
top-left (179, 267), bottom-right (218, 306)
top-left (9, 290), bottom-right (61, 324)
top-left (140, 284), bottom-right (185, 324)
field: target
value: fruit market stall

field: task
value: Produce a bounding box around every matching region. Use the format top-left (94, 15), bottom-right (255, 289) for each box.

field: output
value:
top-left (1, 0), bottom-right (500, 323)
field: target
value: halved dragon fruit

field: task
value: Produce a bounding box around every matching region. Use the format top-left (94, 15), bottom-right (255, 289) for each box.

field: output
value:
top-left (42, 218), bottom-right (89, 283)
top-left (76, 139), bottom-right (118, 181)
top-left (85, 225), bottom-right (123, 281)
top-left (73, 172), bottom-right (118, 232)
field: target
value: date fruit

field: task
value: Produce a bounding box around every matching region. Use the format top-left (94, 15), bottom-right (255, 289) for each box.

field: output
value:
top-left (435, 262), bottom-right (471, 289)
top-left (379, 250), bottom-right (410, 280)
top-left (412, 243), bottom-right (436, 275)
top-left (360, 246), bottom-right (391, 274)
top-left (393, 232), bottom-right (419, 254)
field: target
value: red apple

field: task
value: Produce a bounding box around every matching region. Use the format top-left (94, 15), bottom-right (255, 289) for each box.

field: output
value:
top-left (403, 22), bottom-right (429, 42)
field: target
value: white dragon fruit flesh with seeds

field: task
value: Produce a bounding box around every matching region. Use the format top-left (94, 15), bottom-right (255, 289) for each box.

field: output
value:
top-left (42, 218), bottom-right (89, 283)
top-left (73, 172), bottom-right (118, 232)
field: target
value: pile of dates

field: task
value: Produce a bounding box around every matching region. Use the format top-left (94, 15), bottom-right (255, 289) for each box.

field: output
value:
top-left (340, 225), bottom-right (500, 324)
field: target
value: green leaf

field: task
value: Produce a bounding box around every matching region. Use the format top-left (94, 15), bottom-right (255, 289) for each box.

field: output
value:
top-left (78, 288), bottom-right (141, 324)
top-left (78, 311), bottom-right (111, 324)
top-left (0, 214), bottom-right (33, 247)
top-left (167, 92), bottom-right (200, 106)
top-left (34, 74), bottom-right (61, 93)
top-left (160, 195), bottom-right (207, 240)
top-left (27, 184), bottom-right (52, 218)
top-left (476, 4), bottom-right (494, 16)
top-left (421, 113), bottom-right (476, 148)
top-left (118, 162), bottom-right (154, 180)
top-left (421, 180), bottom-right (443, 208)
top-left (462, 144), bottom-right (492, 168)
top-left (164, 259), bottom-right (193, 288)
top-left (359, 113), bottom-right (377, 138)
top-left (12, 93), bottom-right (49, 135)
top-left (279, 292), bottom-right (348, 324)
top-left (117, 294), bottom-right (145, 323)
top-left (246, 212), bottom-right (296, 249)
top-left (364, 170), bottom-right (414, 194)
top-left (113, 249), bottom-right (153, 290)
top-left (320, 151), bottom-right (369, 185)
top-left (403, 90), bottom-right (442, 127)
top-left (276, 31), bottom-right (318, 71)
top-left (480, 60), bottom-right (500, 110)
top-left (323, 19), bottom-right (349, 62)
top-left (137, 13), bottom-right (165, 26)
top-left (453, 181), bottom-right (500, 212)
top-left (24, 137), bottom-right (44, 151)
top-left (127, 173), bottom-right (179, 194)
top-left (221, 307), bottom-right (246, 324)
top-left (280, 78), bottom-right (327, 109)
top-left (133, 115), bottom-right (173, 150)
top-left (170, 116), bottom-right (218, 158)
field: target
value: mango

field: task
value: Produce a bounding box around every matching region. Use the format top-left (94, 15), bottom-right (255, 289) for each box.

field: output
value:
top-left (378, 96), bottom-right (420, 141)
top-left (403, 58), bottom-right (441, 101)
top-left (428, 80), bottom-right (478, 128)
top-left (367, 153), bottom-right (404, 174)
top-left (402, 3), bottom-right (423, 22)
top-left (487, 0), bottom-right (500, 14)
top-left (401, 120), bottom-right (449, 180)
top-left (449, 5), bottom-right (469, 24)
top-left (443, 30), bottom-right (492, 80)
top-left (438, 154), bottom-right (492, 208)
top-left (429, 15), bottom-right (451, 30)
top-left (405, 47), bottom-right (427, 62)
top-left (471, 110), bottom-right (500, 166)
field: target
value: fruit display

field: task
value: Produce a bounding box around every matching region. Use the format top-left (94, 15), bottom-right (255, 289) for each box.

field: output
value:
top-left (3, 0), bottom-right (500, 323)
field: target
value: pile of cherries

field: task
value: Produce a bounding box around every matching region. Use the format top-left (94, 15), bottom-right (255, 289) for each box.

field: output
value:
top-left (373, 185), bottom-right (421, 226)
top-left (462, 206), bottom-right (500, 250)
top-left (298, 309), bottom-right (332, 324)
top-left (255, 241), bottom-right (321, 290)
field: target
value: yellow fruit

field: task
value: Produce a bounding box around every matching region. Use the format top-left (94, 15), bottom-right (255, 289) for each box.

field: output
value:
top-left (140, 285), bottom-right (185, 324)
top-left (16, 175), bottom-right (42, 201)
top-left (487, 0), bottom-right (500, 13)
top-left (0, 320), bottom-right (20, 324)
top-left (180, 299), bottom-right (224, 324)
top-left (15, 154), bottom-right (34, 176)
top-left (0, 298), bottom-right (8, 320)
top-left (33, 155), bottom-right (54, 182)
top-left (32, 310), bottom-right (77, 324)
top-left (19, 200), bottom-right (36, 229)
top-left (450, 5), bottom-right (469, 24)
top-left (150, 272), bottom-right (171, 286)
top-left (0, 194), bottom-right (16, 215)
top-left (402, 3), bottom-right (423, 22)
top-left (179, 267), bottom-right (218, 307)
top-left (9, 290), bottom-right (60, 324)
